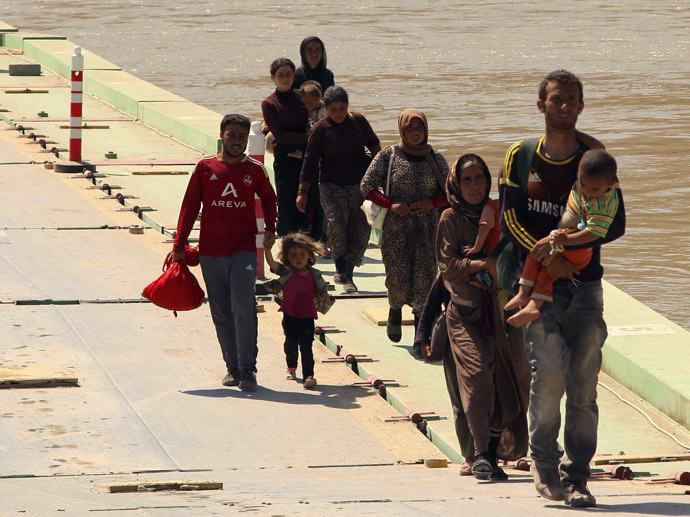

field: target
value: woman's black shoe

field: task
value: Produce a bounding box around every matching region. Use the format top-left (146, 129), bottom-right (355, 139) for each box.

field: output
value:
top-left (387, 307), bottom-right (402, 343)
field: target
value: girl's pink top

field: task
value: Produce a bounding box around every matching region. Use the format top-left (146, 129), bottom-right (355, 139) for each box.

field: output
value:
top-left (280, 271), bottom-right (318, 319)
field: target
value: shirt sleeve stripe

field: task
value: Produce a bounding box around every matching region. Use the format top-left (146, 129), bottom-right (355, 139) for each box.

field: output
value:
top-left (504, 208), bottom-right (537, 249)
top-left (501, 141), bottom-right (522, 183)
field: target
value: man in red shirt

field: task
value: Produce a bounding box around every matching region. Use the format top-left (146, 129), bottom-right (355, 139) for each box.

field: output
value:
top-left (172, 114), bottom-right (277, 391)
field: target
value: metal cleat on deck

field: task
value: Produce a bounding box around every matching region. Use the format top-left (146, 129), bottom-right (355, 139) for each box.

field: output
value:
top-left (591, 464), bottom-right (634, 480)
top-left (86, 183), bottom-right (121, 192)
top-left (314, 325), bottom-right (343, 335)
top-left (350, 374), bottom-right (402, 398)
top-left (86, 182), bottom-right (108, 190)
top-left (70, 171), bottom-right (106, 181)
top-left (19, 131), bottom-right (44, 140)
top-left (321, 348), bottom-right (373, 364)
top-left (114, 205), bottom-right (155, 215)
top-left (380, 408), bottom-right (444, 424)
top-left (98, 194), bottom-right (137, 200)
top-left (515, 457), bottom-right (531, 471)
top-left (37, 146), bottom-right (65, 156)
top-left (646, 471), bottom-right (690, 485)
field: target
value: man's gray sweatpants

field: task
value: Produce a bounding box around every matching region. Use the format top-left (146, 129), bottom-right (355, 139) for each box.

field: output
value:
top-left (200, 251), bottom-right (258, 374)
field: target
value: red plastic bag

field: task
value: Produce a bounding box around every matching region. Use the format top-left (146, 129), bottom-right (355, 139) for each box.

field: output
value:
top-left (184, 245), bottom-right (200, 266)
top-left (143, 252), bottom-right (205, 316)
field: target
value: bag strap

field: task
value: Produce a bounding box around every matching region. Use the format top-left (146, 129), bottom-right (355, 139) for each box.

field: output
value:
top-left (163, 252), bottom-right (173, 271)
top-left (516, 137), bottom-right (540, 195)
top-left (490, 137), bottom-right (540, 258)
top-left (385, 146), bottom-right (394, 196)
top-left (427, 152), bottom-right (446, 193)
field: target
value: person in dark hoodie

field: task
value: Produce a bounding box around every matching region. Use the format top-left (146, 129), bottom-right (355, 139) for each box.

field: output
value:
top-left (292, 36), bottom-right (335, 91)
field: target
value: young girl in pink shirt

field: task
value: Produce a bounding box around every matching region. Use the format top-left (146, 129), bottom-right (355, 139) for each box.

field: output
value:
top-left (264, 233), bottom-right (334, 388)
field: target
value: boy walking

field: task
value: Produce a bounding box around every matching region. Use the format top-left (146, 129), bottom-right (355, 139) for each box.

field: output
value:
top-left (172, 114), bottom-right (277, 391)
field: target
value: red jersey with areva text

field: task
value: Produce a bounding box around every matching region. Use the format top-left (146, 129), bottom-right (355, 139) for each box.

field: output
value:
top-left (173, 155), bottom-right (277, 257)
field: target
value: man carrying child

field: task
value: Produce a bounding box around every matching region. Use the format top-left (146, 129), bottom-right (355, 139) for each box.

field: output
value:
top-left (498, 70), bottom-right (626, 507)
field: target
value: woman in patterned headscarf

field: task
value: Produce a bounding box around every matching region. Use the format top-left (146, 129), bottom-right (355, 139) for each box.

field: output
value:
top-left (360, 109), bottom-right (448, 354)
top-left (436, 154), bottom-right (530, 481)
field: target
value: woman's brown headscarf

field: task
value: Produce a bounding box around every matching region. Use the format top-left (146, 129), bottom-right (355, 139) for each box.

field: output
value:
top-left (446, 153), bottom-right (492, 226)
top-left (397, 109), bottom-right (444, 190)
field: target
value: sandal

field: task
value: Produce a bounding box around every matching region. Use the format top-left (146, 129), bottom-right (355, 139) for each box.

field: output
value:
top-left (471, 457), bottom-right (492, 480)
top-left (491, 465), bottom-right (509, 481)
top-left (459, 462), bottom-right (473, 476)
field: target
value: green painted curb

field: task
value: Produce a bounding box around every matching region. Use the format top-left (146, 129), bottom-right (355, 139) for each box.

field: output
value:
top-left (0, 21), bottom-right (19, 35)
top-left (602, 281), bottom-right (690, 431)
top-left (84, 70), bottom-right (186, 119)
top-left (139, 101), bottom-right (221, 155)
top-left (23, 39), bottom-right (121, 79)
top-left (2, 32), bottom-right (66, 52)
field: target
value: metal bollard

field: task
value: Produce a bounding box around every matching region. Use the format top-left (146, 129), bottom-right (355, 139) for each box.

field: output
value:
top-left (248, 120), bottom-right (266, 278)
top-left (69, 47), bottom-right (84, 162)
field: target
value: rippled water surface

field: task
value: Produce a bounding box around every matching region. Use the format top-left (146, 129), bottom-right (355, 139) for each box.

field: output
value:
top-left (3, 0), bottom-right (689, 329)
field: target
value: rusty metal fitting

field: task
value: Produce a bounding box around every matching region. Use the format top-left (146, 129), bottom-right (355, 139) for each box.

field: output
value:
top-left (605, 464), bottom-right (634, 480)
top-left (343, 352), bottom-right (357, 364)
top-left (367, 375), bottom-right (384, 390)
top-left (404, 409), bottom-right (423, 424)
top-left (515, 457), bottom-right (531, 471)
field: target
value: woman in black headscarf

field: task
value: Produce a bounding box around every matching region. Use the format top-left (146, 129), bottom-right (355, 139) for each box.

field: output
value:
top-left (436, 154), bottom-right (530, 481)
top-left (292, 36), bottom-right (335, 91)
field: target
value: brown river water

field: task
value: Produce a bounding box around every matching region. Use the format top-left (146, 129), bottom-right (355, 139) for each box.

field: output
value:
top-left (3, 1), bottom-right (689, 329)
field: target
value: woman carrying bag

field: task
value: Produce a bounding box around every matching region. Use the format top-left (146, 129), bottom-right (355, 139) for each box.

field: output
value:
top-left (360, 109), bottom-right (448, 351)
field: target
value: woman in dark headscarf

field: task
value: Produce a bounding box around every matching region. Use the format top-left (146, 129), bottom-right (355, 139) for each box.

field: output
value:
top-left (292, 36), bottom-right (335, 91)
top-left (436, 154), bottom-right (530, 481)
top-left (360, 109), bottom-right (448, 351)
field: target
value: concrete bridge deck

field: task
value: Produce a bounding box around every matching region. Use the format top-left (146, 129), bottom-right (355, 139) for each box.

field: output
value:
top-left (1, 28), bottom-right (689, 515)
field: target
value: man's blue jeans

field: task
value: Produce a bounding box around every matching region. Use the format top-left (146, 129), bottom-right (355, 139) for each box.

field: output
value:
top-left (524, 279), bottom-right (607, 482)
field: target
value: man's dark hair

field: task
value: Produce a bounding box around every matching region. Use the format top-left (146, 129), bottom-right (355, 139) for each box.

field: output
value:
top-left (579, 149), bottom-right (617, 183)
top-left (220, 114), bottom-right (250, 134)
top-left (323, 85), bottom-right (348, 106)
top-left (270, 57), bottom-right (295, 76)
top-left (538, 69), bottom-right (583, 103)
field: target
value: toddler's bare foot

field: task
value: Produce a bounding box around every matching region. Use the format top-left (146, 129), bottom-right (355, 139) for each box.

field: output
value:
top-left (507, 304), bottom-right (541, 327)
top-left (505, 293), bottom-right (530, 311)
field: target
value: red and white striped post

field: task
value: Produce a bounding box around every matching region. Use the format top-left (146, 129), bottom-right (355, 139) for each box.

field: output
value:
top-left (69, 46), bottom-right (84, 162)
top-left (248, 120), bottom-right (267, 278)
